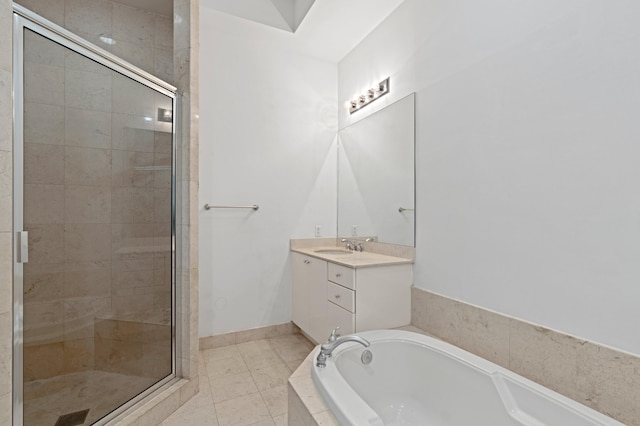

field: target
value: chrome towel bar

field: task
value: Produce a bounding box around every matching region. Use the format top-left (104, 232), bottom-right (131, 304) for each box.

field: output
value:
top-left (204, 204), bottom-right (259, 211)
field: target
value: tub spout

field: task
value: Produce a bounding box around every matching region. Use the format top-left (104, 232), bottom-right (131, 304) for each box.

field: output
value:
top-left (316, 334), bottom-right (370, 368)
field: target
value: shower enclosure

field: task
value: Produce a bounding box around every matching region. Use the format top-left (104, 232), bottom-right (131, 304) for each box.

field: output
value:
top-left (12, 5), bottom-right (176, 425)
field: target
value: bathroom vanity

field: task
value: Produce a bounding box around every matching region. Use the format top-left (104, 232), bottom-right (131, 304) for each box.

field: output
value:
top-left (291, 244), bottom-right (413, 344)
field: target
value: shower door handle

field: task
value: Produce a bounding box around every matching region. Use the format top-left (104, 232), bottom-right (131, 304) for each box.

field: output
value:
top-left (17, 231), bottom-right (28, 263)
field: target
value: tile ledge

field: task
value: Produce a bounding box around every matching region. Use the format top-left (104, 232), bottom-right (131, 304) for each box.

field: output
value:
top-left (108, 377), bottom-right (194, 426)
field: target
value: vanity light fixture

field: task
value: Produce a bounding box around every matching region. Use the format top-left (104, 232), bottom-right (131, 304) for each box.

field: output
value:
top-left (348, 77), bottom-right (390, 114)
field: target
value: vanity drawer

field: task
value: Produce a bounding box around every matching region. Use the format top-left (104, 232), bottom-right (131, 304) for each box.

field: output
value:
top-left (327, 262), bottom-right (355, 290)
top-left (327, 300), bottom-right (355, 335)
top-left (327, 281), bottom-right (355, 313)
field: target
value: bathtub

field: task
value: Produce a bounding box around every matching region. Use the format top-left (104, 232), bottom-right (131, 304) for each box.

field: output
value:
top-left (312, 330), bottom-right (623, 426)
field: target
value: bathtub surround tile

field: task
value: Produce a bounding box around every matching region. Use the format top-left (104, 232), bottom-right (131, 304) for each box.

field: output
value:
top-left (287, 383), bottom-right (316, 426)
top-left (312, 411), bottom-right (339, 426)
top-left (458, 302), bottom-right (510, 368)
top-left (509, 320), bottom-right (579, 395)
top-left (575, 342), bottom-right (640, 425)
top-left (288, 374), bottom-right (327, 415)
top-left (411, 287), bottom-right (463, 345)
top-left (410, 287), bottom-right (640, 426)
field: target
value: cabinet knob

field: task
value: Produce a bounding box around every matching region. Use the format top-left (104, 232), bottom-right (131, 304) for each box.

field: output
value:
top-left (335, 273), bottom-right (341, 278)
top-left (304, 259), bottom-right (310, 264)
top-left (334, 294), bottom-right (341, 299)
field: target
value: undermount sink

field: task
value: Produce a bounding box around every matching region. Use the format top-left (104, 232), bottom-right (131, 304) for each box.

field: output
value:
top-left (315, 249), bottom-right (353, 255)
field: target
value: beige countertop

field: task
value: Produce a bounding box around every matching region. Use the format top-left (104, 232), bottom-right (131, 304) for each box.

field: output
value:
top-left (291, 246), bottom-right (413, 268)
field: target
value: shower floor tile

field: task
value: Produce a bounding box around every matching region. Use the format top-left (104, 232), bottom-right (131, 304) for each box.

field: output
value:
top-left (24, 370), bottom-right (157, 425)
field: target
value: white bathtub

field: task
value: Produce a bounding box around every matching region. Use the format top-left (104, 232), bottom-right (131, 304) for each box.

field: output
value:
top-left (312, 330), bottom-right (623, 426)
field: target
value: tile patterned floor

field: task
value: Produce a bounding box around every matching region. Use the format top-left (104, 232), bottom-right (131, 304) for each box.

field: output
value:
top-left (162, 333), bottom-right (315, 426)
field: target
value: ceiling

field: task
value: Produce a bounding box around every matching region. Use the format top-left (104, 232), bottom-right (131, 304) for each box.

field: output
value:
top-left (203, 0), bottom-right (317, 33)
top-left (112, 0), bottom-right (405, 63)
top-left (201, 0), bottom-right (405, 62)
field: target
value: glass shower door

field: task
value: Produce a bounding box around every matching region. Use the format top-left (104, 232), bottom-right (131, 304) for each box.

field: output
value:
top-left (15, 12), bottom-right (175, 425)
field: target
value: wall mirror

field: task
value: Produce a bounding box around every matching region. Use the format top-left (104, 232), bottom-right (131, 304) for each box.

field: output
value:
top-left (337, 93), bottom-right (415, 247)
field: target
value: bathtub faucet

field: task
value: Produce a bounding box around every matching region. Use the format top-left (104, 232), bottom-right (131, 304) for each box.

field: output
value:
top-left (316, 332), bottom-right (370, 368)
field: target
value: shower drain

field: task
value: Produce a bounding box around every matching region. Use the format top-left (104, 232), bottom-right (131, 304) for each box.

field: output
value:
top-left (54, 409), bottom-right (90, 426)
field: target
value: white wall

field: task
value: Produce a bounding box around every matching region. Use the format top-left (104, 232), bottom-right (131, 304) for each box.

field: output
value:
top-left (199, 7), bottom-right (337, 336)
top-left (339, 0), bottom-right (640, 356)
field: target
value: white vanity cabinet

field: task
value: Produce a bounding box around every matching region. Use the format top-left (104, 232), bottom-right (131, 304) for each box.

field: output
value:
top-left (291, 253), bottom-right (328, 343)
top-left (291, 251), bottom-right (412, 344)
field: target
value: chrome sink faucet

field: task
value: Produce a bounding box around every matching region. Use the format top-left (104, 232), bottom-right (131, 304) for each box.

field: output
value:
top-left (316, 328), bottom-right (370, 368)
top-left (341, 238), bottom-right (363, 252)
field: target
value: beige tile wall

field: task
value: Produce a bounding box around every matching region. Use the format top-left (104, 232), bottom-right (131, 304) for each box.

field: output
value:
top-left (0, 0), bottom-right (13, 419)
top-left (1, 0), bottom-right (199, 423)
top-left (20, 16), bottom-right (174, 381)
top-left (412, 287), bottom-right (640, 425)
top-left (16, 0), bottom-right (174, 84)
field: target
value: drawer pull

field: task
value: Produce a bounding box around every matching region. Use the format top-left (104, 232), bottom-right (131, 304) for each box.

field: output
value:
top-left (336, 273), bottom-right (342, 278)
top-left (304, 259), bottom-right (310, 264)
top-left (334, 294), bottom-right (341, 299)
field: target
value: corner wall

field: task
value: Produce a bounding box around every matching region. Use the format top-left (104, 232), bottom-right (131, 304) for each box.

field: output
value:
top-left (339, 0), bottom-right (640, 357)
top-left (198, 7), bottom-right (337, 337)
